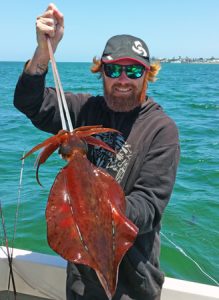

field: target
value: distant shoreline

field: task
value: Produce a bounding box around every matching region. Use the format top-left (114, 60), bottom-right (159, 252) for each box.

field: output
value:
top-left (162, 61), bottom-right (219, 64)
top-left (157, 57), bottom-right (219, 64)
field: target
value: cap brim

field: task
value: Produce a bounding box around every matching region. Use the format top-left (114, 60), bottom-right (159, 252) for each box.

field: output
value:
top-left (102, 57), bottom-right (150, 70)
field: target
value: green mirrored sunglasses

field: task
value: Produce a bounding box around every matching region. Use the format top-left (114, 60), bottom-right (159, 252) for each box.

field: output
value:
top-left (103, 64), bottom-right (145, 79)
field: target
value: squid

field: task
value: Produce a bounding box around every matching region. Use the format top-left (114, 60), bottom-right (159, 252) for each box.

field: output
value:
top-left (23, 125), bottom-right (138, 299)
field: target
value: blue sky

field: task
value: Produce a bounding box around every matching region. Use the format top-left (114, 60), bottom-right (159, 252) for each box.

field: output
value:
top-left (1, 0), bottom-right (218, 62)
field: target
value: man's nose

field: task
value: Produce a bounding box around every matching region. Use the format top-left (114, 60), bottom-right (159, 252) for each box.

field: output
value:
top-left (117, 70), bottom-right (130, 82)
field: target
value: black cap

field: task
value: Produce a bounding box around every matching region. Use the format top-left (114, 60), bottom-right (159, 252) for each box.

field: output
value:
top-left (101, 34), bottom-right (150, 70)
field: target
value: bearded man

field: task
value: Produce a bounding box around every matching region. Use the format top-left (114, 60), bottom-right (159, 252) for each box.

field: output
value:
top-left (14, 3), bottom-right (180, 300)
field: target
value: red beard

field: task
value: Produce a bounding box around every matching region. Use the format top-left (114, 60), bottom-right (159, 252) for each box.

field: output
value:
top-left (103, 82), bottom-right (142, 112)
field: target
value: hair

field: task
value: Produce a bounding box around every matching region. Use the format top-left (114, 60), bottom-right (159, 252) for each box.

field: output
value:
top-left (90, 57), bottom-right (161, 82)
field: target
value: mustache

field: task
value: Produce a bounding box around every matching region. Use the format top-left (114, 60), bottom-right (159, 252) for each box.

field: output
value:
top-left (112, 83), bottom-right (135, 89)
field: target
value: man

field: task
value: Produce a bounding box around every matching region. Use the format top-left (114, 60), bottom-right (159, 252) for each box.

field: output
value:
top-left (14, 3), bottom-right (180, 300)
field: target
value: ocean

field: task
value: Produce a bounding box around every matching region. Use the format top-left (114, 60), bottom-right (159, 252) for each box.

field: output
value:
top-left (0, 61), bottom-right (218, 287)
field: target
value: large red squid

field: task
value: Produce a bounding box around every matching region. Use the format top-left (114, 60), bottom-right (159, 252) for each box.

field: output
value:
top-left (23, 125), bottom-right (138, 299)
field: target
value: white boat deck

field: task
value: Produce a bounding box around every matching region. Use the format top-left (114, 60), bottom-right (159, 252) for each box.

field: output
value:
top-left (1, 247), bottom-right (219, 300)
top-left (0, 291), bottom-right (49, 300)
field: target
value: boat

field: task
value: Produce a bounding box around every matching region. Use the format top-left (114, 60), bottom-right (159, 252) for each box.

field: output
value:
top-left (0, 246), bottom-right (219, 300)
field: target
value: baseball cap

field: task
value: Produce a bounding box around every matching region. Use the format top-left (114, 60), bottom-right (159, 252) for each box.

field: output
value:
top-left (101, 34), bottom-right (150, 70)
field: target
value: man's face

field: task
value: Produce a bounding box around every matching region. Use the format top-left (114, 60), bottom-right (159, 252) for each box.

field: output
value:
top-left (103, 59), bottom-right (146, 112)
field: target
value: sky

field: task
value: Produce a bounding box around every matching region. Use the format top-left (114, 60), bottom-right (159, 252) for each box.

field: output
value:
top-left (1, 0), bottom-right (218, 62)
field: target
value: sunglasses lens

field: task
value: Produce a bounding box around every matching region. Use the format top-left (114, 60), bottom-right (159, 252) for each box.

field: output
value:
top-left (104, 64), bottom-right (122, 78)
top-left (126, 65), bottom-right (145, 79)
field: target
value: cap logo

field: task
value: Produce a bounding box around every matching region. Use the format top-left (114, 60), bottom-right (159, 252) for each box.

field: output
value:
top-left (132, 41), bottom-right (148, 57)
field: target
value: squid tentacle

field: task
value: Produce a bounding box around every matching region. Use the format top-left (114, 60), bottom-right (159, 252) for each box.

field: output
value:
top-left (83, 136), bottom-right (116, 154)
top-left (21, 130), bottom-right (68, 160)
top-left (35, 142), bottom-right (61, 186)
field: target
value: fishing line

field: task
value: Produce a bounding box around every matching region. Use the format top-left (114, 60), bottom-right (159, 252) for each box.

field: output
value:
top-left (161, 231), bottom-right (219, 286)
top-left (7, 152), bottom-right (25, 295)
top-left (11, 152), bottom-right (25, 252)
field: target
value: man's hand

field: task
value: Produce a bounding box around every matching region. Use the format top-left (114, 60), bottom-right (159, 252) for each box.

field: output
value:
top-left (36, 3), bottom-right (64, 54)
top-left (25, 3), bottom-right (64, 75)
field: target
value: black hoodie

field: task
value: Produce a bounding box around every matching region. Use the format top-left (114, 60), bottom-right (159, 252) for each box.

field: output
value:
top-left (14, 71), bottom-right (180, 300)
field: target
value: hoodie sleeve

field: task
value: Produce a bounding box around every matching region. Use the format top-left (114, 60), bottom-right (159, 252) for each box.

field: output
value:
top-left (14, 71), bottom-right (90, 134)
top-left (125, 119), bottom-right (180, 234)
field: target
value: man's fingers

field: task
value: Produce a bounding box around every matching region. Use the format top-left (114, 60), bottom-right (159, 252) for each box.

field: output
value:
top-left (37, 24), bottom-right (56, 38)
top-left (37, 4), bottom-right (64, 33)
top-left (44, 3), bottom-right (63, 27)
top-left (53, 9), bottom-right (64, 28)
top-left (46, 3), bottom-right (58, 12)
top-left (37, 16), bottom-right (57, 28)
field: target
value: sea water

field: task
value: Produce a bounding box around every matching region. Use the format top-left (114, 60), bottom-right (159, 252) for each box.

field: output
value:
top-left (0, 61), bottom-right (218, 286)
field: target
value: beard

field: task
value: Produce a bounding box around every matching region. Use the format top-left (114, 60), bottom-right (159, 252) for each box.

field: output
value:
top-left (103, 81), bottom-right (142, 112)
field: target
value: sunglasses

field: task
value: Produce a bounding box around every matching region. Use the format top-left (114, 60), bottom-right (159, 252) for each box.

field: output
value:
top-left (103, 64), bottom-right (145, 79)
